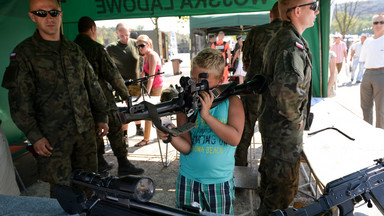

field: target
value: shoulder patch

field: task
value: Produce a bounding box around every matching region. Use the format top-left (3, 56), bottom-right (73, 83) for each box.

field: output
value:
top-left (289, 51), bottom-right (305, 78)
top-left (295, 42), bottom-right (304, 50)
top-left (10, 53), bottom-right (16, 59)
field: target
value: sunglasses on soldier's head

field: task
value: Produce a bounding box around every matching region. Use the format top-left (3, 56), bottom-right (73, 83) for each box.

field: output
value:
top-left (373, 21), bottom-right (384, 25)
top-left (30, 10), bottom-right (62, 17)
top-left (287, 1), bottom-right (319, 12)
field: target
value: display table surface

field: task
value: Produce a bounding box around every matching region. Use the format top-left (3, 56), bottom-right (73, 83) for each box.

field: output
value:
top-left (303, 98), bottom-right (384, 215)
top-left (0, 194), bottom-right (75, 216)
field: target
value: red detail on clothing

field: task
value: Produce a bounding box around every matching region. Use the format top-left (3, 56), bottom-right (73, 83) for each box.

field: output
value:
top-left (10, 53), bottom-right (16, 59)
top-left (143, 61), bottom-right (163, 88)
top-left (211, 40), bottom-right (230, 61)
top-left (295, 42), bottom-right (304, 50)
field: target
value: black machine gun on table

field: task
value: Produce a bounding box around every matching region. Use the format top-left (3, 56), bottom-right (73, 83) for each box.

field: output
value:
top-left (119, 73), bottom-right (267, 138)
top-left (272, 158), bottom-right (384, 216)
top-left (55, 170), bottom-right (223, 215)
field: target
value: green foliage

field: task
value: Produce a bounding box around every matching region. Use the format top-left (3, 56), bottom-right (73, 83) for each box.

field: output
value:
top-left (177, 16), bottom-right (190, 30)
top-left (97, 26), bottom-right (117, 46)
top-left (331, 13), bottom-right (374, 35)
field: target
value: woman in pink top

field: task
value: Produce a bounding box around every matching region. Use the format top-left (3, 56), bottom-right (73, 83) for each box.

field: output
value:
top-left (135, 34), bottom-right (163, 146)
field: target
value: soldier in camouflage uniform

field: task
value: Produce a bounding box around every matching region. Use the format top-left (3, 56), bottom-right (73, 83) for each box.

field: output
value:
top-left (106, 23), bottom-right (144, 138)
top-left (257, 0), bottom-right (318, 215)
top-left (74, 17), bottom-right (144, 176)
top-left (1, 0), bottom-right (109, 197)
top-left (235, 2), bottom-right (282, 166)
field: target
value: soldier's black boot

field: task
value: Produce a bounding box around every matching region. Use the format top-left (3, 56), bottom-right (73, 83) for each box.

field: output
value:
top-left (117, 156), bottom-right (144, 176)
top-left (98, 155), bottom-right (114, 173)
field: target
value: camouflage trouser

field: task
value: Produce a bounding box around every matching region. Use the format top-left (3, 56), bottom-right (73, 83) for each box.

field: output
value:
top-left (97, 110), bottom-right (127, 158)
top-left (235, 95), bottom-right (260, 166)
top-left (257, 140), bottom-right (300, 216)
top-left (36, 126), bottom-right (97, 198)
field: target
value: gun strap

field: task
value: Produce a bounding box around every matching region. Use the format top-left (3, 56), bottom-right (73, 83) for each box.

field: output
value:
top-left (285, 208), bottom-right (296, 216)
top-left (142, 101), bottom-right (196, 136)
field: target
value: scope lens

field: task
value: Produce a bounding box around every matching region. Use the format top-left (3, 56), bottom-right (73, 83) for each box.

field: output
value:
top-left (135, 178), bottom-right (155, 202)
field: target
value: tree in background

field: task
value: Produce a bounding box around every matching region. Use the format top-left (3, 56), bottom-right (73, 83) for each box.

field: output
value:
top-left (332, 1), bottom-right (363, 37)
top-left (97, 26), bottom-right (116, 45)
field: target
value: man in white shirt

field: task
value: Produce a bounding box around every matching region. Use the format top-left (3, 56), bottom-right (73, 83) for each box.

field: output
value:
top-left (349, 34), bottom-right (367, 83)
top-left (359, 14), bottom-right (384, 129)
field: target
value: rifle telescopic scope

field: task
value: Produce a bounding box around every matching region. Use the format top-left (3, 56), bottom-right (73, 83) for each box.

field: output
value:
top-left (71, 170), bottom-right (155, 202)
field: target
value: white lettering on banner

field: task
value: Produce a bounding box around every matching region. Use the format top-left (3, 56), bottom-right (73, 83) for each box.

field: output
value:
top-left (94, 0), bottom-right (268, 16)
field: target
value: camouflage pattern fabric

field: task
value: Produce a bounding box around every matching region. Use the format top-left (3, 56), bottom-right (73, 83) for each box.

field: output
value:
top-left (74, 34), bottom-right (130, 110)
top-left (38, 129), bottom-right (97, 198)
top-left (235, 19), bottom-right (283, 166)
top-left (96, 111), bottom-right (127, 158)
top-left (257, 21), bottom-right (313, 215)
top-left (2, 30), bottom-right (108, 197)
top-left (242, 19), bottom-right (283, 82)
top-left (74, 34), bottom-right (129, 158)
top-left (257, 149), bottom-right (300, 216)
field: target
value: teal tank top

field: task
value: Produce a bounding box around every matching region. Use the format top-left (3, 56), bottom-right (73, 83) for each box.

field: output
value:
top-left (179, 99), bottom-right (236, 184)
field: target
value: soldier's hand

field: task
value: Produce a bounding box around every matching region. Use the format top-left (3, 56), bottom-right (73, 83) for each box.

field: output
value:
top-left (33, 137), bottom-right (53, 157)
top-left (97, 122), bottom-right (109, 137)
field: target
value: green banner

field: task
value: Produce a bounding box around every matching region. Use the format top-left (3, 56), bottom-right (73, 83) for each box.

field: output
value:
top-left (62, 0), bottom-right (275, 22)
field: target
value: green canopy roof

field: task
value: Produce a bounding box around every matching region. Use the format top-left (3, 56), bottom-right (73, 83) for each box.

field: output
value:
top-left (190, 12), bottom-right (270, 29)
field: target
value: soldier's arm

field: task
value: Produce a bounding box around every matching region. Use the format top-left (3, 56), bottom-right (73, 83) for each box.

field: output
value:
top-left (100, 47), bottom-right (130, 100)
top-left (270, 49), bottom-right (307, 125)
top-left (2, 50), bottom-right (44, 144)
top-left (242, 29), bottom-right (255, 69)
top-left (82, 51), bottom-right (109, 124)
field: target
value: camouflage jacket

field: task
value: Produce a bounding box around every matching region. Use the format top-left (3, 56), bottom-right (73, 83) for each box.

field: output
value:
top-left (74, 34), bottom-right (129, 111)
top-left (259, 21), bottom-right (312, 140)
top-left (243, 19), bottom-right (283, 82)
top-left (1, 30), bottom-right (108, 144)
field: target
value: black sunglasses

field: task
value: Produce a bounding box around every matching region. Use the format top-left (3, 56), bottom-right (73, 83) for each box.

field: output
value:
top-left (30, 10), bottom-right (62, 17)
top-left (373, 21), bottom-right (384, 25)
top-left (138, 43), bottom-right (147, 48)
top-left (287, 1), bottom-right (319, 12)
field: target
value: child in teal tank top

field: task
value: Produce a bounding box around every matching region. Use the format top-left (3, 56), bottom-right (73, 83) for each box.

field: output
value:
top-left (157, 48), bottom-right (245, 215)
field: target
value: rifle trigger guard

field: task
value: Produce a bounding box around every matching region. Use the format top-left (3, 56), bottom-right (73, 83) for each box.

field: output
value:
top-left (163, 135), bottom-right (172, 143)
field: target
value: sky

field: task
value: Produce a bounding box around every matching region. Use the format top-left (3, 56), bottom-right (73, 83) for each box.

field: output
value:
top-left (96, 17), bottom-right (190, 34)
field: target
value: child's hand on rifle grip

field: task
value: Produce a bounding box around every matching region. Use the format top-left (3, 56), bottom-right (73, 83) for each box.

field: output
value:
top-left (156, 122), bottom-right (174, 143)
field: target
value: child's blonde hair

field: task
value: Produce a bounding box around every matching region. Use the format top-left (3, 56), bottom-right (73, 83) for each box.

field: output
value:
top-left (192, 48), bottom-right (225, 79)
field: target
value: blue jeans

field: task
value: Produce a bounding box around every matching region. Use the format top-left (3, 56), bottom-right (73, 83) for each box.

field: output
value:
top-left (351, 57), bottom-right (365, 82)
